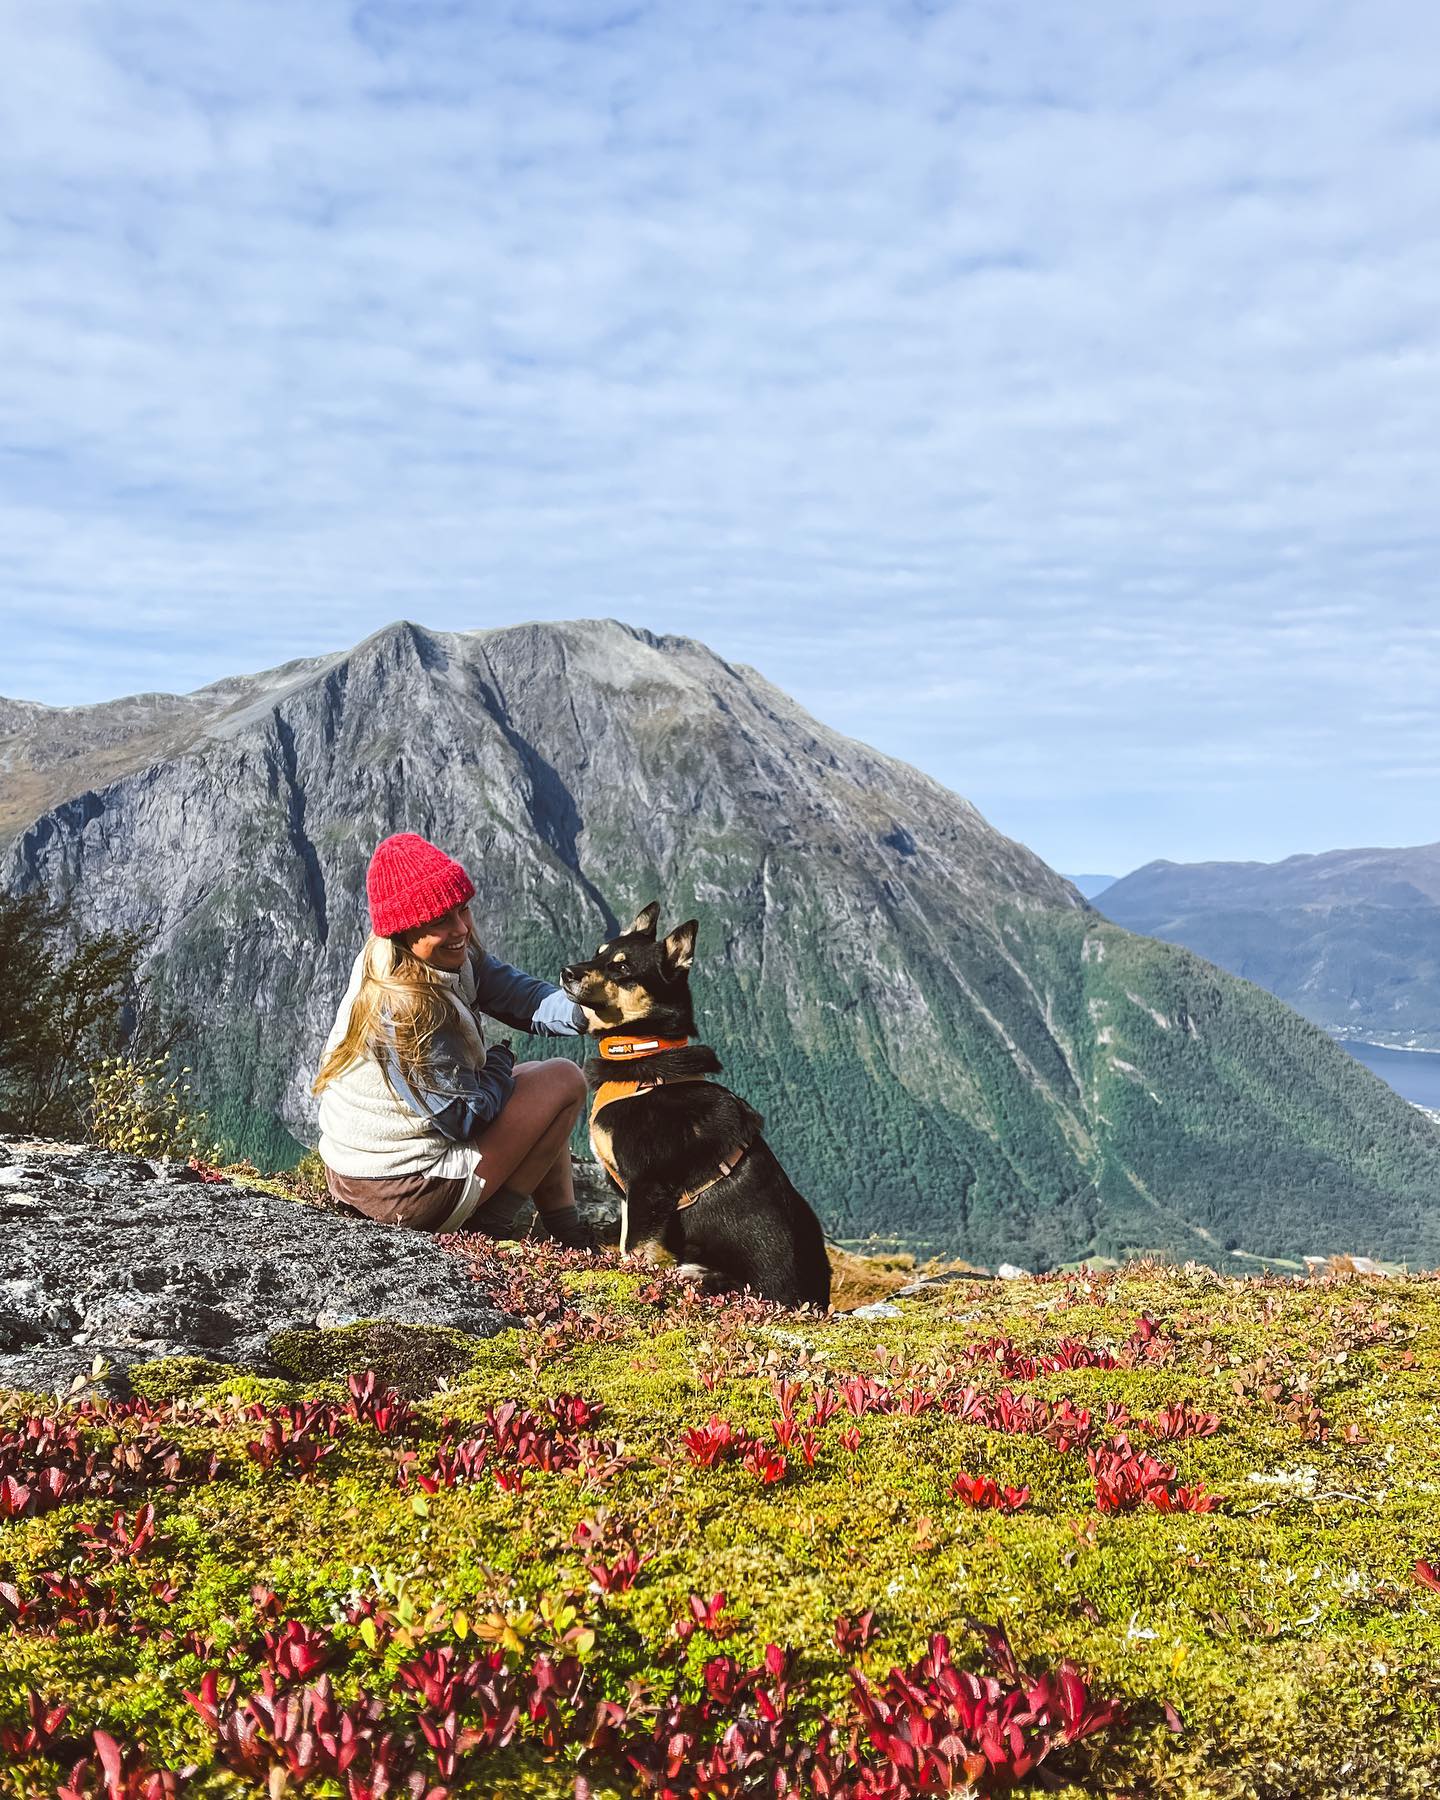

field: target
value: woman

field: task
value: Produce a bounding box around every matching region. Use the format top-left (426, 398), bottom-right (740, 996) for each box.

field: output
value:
top-left (312, 831), bottom-right (593, 1247)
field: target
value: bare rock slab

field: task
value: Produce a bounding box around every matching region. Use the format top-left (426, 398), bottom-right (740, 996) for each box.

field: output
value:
top-left (0, 1138), bottom-right (511, 1395)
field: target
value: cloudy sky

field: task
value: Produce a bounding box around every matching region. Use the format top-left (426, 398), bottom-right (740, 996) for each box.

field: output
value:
top-left (3, 1), bottom-right (1438, 874)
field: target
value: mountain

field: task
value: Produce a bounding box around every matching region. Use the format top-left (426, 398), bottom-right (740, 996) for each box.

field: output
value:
top-left (1100, 846), bottom-right (1440, 1049)
top-left (4, 618), bottom-right (1439, 1270)
top-left (1062, 873), bottom-right (1118, 900)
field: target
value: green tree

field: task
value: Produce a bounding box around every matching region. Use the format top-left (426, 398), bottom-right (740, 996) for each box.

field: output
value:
top-left (0, 889), bottom-right (148, 1135)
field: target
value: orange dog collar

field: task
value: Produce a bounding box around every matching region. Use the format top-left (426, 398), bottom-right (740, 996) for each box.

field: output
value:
top-left (597, 1035), bottom-right (690, 1061)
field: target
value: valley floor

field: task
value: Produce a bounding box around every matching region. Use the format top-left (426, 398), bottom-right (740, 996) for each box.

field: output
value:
top-left (2, 1223), bottom-right (1439, 1798)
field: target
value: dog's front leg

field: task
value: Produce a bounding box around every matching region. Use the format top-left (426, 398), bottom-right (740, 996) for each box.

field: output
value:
top-left (619, 1178), bottom-right (677, 1265)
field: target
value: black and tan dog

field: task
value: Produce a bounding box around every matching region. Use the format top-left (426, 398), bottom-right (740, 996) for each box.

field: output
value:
top-left (559, 902), bottom-right (830, 1310)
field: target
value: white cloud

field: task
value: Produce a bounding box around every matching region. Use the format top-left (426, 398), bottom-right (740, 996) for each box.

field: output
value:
top-left (1, 0), bottom-right (1438, 871)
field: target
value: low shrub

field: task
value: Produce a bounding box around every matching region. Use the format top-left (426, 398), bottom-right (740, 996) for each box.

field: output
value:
top-left (84, 1056), bottom-right (224, 1164)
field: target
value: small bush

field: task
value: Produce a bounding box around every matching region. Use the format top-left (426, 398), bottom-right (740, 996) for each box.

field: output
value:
top-left (0, 889), bottom-right (146, 1135)
top-left (85, 1055), bottom-right (225, 1163)
top-left (292, 1148), bottom-right (330, 1191)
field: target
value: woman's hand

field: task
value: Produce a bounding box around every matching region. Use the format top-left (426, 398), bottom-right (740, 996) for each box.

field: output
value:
top-left (484, 1042), bottom-right (515, 1076)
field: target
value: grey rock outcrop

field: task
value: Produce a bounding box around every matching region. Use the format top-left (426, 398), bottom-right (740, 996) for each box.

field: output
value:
top-left (570, 1158), bottom-right (622, 1246)
top-left (0, 1138), bottom-right (512, 1395)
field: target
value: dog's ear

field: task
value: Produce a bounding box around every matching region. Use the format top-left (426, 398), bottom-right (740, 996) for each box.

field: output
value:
top-left (660, 918), bottom-right (698, 975)
top-left (622, 902), bottom-right (660, 940)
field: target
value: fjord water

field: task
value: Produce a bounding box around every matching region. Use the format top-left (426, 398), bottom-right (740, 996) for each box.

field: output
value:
top-left (1341, 1039), bottom-right (1440, 1110)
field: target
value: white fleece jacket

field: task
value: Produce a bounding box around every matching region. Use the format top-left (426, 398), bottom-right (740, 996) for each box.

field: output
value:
top-left (315, 951), bottom-right (491, 1181)
top-left (315, 941), bottom-right (585, 1180)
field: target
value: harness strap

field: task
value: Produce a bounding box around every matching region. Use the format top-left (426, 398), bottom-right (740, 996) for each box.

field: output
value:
top-left (674, 1140), bottom-right (751, 1211)
top-left (590, 1071), bottom-right (710, 1114)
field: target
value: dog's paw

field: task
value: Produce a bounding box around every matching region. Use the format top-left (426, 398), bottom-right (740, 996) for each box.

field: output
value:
top-left (673, 1262), bottom-right (714, 1283)
top-left (630, 1240), bottom-right (676, 1269)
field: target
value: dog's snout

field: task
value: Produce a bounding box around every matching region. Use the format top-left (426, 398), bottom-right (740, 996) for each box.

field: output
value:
top-left (561, 963), bottom-right (580, 984)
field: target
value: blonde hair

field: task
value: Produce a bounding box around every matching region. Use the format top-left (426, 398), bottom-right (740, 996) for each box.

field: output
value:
top-left (311, 933), bottom-right (483, 1100)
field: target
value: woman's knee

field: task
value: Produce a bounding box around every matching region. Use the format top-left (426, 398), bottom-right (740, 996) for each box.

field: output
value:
top-left (563, 1058), bottom-right (588, 1104)
top-left (541, 1057), bottom-right (588, 1110)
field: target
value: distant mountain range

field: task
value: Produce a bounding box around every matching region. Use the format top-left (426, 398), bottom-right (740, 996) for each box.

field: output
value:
top-left (1063, 874), bottom-right (1117, 899)
top-left (1100, 845), bottom-right (1440, 1050)
top-left (4, 619), bottom-right (1440, 1270)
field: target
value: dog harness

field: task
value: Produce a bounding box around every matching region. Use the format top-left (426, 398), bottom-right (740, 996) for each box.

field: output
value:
top-left (588, 1036), bottom-right (753, 1210)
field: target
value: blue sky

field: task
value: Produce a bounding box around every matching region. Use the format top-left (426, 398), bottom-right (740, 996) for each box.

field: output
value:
top-left (3, 1), bottom-right (1438, 876)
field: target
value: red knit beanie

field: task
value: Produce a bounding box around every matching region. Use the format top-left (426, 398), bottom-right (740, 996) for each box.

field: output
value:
top-left (366, 833), bottom-right (476, 937)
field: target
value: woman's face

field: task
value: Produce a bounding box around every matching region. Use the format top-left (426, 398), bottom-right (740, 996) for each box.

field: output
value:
top-left (399, 901), bottom-right (473, 971)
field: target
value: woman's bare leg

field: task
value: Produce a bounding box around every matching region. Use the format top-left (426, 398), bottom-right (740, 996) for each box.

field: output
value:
top-left (506, 1105), bottom-right (578, 1212)
top-left (468, 1059), bottom-right (587, 1215)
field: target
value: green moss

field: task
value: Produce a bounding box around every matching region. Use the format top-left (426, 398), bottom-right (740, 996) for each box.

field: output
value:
top-left (5, 1266), bottom-right (1440, 1796)
top-left (127, 1356), bottom-right (235, 1401)
top-left (265, 1320), bottom-right (486, 1395)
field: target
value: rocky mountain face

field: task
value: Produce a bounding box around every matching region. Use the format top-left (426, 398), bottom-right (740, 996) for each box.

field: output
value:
top-left (4, 618), bottom-right (1440, 1270)
top-left (1100, 846), bottom-right (1440, 1049)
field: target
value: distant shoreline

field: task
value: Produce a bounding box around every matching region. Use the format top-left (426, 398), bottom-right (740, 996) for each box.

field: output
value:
top-left (1329, 1032), bottom-right (1440, 1057)
top-left (1331, 1035), bottom-right (1440, 1120)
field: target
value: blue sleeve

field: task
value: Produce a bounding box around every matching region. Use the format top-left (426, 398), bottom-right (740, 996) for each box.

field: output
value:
top-left (470, 950), bottom-right (588, 1037)
top-left (379, 1038), bottom-right (516, 1141)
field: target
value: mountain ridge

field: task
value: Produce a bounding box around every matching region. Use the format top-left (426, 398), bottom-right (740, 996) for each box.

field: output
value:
top-left (1062, 873), bottom-right (1118, 899)
top-left (4, 617), bottom-right (1438, 1269)
top-left (1101, 841), bottom-right (1440, 1046)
